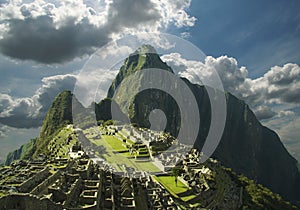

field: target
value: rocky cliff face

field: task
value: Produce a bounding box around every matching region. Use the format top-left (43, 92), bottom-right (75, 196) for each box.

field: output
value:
top-left (215, 93), bottom-right (300, 202)
top-left (106, 45), bottom-right (300, 204)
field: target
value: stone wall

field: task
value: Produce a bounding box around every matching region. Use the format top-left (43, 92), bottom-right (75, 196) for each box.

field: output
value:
top-left (0, 193), bottom-right (63, 210)
top-left (18, 167), bottom-right (50, 193)
top-left (67, 204), bottom-right (97, 210)
top-left (31, 171), bottom-right (61, 195)
top-left (63, 178), bottom-right (82, 208)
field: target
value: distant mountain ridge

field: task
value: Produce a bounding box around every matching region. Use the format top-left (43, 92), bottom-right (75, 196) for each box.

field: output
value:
top-left (5, 138), bottom-right (36, 166)
top-left (5, 45), bottom-right (300, 206)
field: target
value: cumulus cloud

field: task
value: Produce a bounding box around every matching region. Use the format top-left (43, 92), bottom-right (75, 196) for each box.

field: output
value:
top-left (76, 69), bottom-right (118, 106)
top-left (162, 53), bottom-right (300, 122)
top-left (34, 74), bottom-right (77, 114)
top-left (162, 53), bottom-right (300, 106)
top-left (0, 74), bottom-right (77, 128)
top-left (0, 124), bottom-right (10, 138)
top-left (278, 110), bottom-right (295, 118)
top-left (0, 69), bottom-right (118, 128)
top-left (277, 117), bottom-right (300, 161)
top-left (253, 106), bottom-right (276, 120)
top-left (180, 32), bottom-right (191, 39)
top-left (0, 0), bottom-right (196, 63)
top-left (162, 53), bottom-right (249, 94)
top-left (264, 64), bottom-right (300, 104)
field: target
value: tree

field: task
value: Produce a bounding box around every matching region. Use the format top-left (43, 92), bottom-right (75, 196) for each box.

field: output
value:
top-left (171, 166), bottom-right (184, 186)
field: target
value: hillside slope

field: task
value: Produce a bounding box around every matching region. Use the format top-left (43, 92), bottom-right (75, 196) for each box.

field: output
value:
top-left (106, 45), bottom-right (300, 204)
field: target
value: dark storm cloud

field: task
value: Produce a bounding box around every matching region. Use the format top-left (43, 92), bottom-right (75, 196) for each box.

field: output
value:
top-left (0, 0), bottom-right (153, 63)
top-left (0, 13), bottom-right (110, 63)
top-left (107, 0), bottom-right (160, 31)
top-left (0, 0), bottom-right (167, 64)
top-left (0, 0), bottom-right (196, 64)
top-left (0, 16), bottom-right (111, 63)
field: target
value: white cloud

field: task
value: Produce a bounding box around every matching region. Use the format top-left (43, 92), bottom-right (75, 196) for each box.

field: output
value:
top-left (253, 105), bottom-right (276, 120)
top-left (162, 53), bottom-right (249, 95)
top-left (0, 74), bottom-right (77, 128)
top-left (162, 53), bottom-right (300, 108)
top-left (0, 123), bottom-right (10, 138)
top-left (180, 32), bottom-right (191, 39)
top-left (276, 117), bottom-right (300, 161)
top-left (75, 69), bottom-right (118, 106)
top-left (0, 70), bottom-right (119, 128)
top-left (0, 0), bottom-right (196, 63)
top-left (153, 0), bottom-right (196, 28)
top-left (278, 110), bottom-right (295, 118)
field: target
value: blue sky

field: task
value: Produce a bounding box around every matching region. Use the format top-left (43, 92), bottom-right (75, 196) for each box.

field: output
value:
top-left (175, 0), bottom-right (300, 77)
top-left (0, 0), bottom-right (299, 162)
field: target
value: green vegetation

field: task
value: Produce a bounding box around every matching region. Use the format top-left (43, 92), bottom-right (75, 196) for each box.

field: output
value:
top-left (153, 175), bottom-right (196, 203)
top-left (154, 175), bottom-right (188, 194)
top-left (0, 191), bottom-right (8, 198)
top-left (3, 44), bottom-right (299, 209)
top-left (219, 167), bottom-right (297, 209)
top-left (106, 44), bottom-right (300, 203)
top-left (34, 90), bottom-right (73, 158)
top-left (47, 127), bottom-right (77, 158)
top-left (171, 166), bottom-right (184, 186)
top-left (102, 135), bottom-right (128, 152)
top-left (5, 138), bottom-right (36, 165)
top-left (213, 166), bottom-right (231, 206)
top-left (88, 131), bottom-right (159, 173)
top-left (239, 176), bottom-right (296, 209)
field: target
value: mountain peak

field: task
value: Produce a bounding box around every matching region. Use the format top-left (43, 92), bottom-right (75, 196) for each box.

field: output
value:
top-left (133, 44), bottom-right (157, 55)
top-left (107, 45), bottom-right (173, 98)
top-left (34, 90), bottom-right (73, 157)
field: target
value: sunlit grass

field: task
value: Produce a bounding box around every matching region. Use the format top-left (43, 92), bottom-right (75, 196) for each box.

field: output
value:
top-left (89, 135), bottom-right (160, 173)
top-left (153, 175), bottom-right (188, 194)
top-left (102, 135), bottom-right (128, 152)
top-left (153, 175), bottom-right (197, 202)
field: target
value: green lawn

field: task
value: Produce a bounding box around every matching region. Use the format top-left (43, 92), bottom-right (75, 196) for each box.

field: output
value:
top-left (102, 135), bottom-right (128, 152)
top-left (89, 135), bottom-right (160, 173)
top-left (154, 175), bottom-right (189, 194)
top-left (116, 130), bottom-right (134, 144)
top-left (153, 175), bottom-right (197, 202)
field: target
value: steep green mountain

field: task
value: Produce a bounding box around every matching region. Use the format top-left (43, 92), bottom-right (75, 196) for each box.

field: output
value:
top-left (106, 45), bottom-right (300, 204)
top-left (5, 90), bottom-right (74, 164)
top-left (94, 98), bottom-right (128, 124)
top-left (107, 44), bottom-right (173, 99)
top-left (33, 90), bottom-right (74, 158)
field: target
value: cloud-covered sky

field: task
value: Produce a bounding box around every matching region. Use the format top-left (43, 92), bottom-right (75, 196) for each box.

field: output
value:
top-left (0, 0), bottom-right (195, 63)
top-left (0, 0), bottom-right (299, 162)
